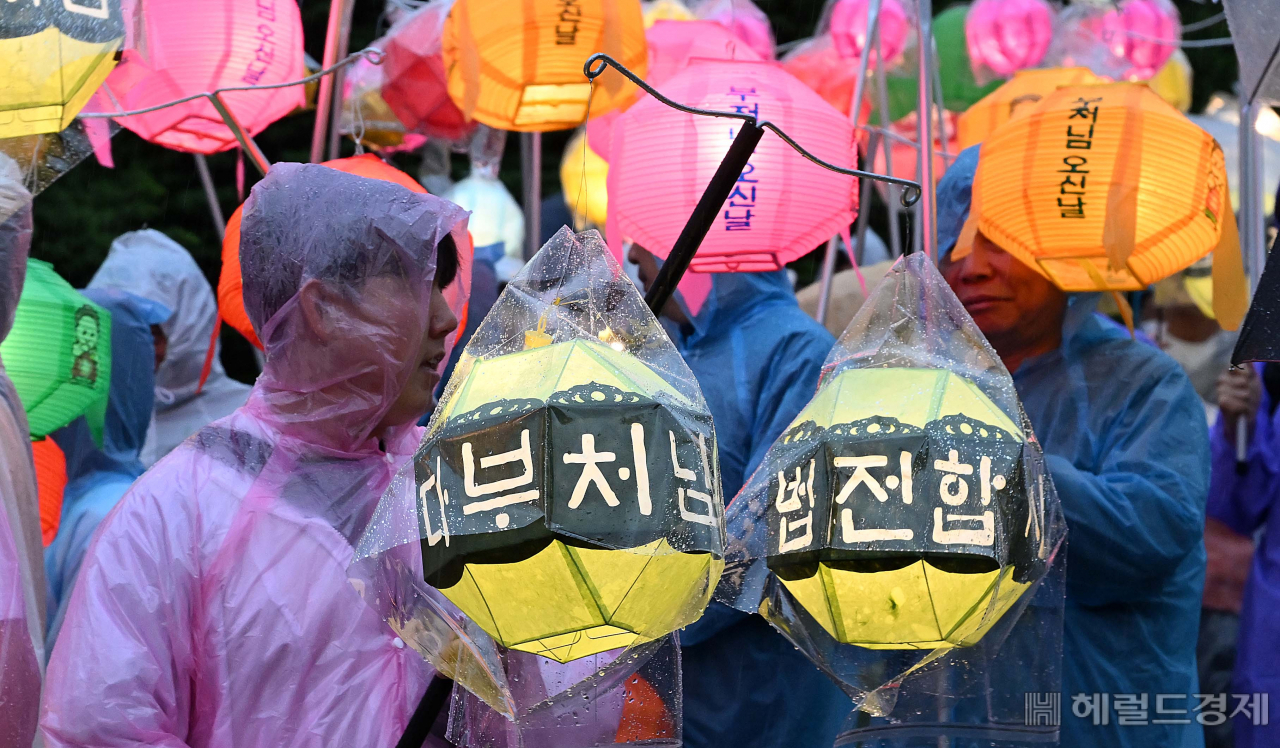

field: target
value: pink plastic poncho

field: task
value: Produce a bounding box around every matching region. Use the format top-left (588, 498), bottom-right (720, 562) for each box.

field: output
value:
top-left (40, 163), bottom-right (470, 748)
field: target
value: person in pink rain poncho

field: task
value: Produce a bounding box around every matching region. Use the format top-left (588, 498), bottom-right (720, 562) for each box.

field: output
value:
top-left (40, 163), bottom-right (469, 747)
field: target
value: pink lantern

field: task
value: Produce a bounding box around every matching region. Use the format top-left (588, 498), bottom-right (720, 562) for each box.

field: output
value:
top-left (1102, 0), bottom-right (1179, 80)
top-left (829, 0), bottom-right (911, 63)
top-left (92, 0), bottom-right (306, 154)
top-left (608, 59), bottom-right (857, 273)
top-left (965, 0), bottom-right (1055, 78)
top-left (696, 0), bottom-right (775, 60)
top-left (588, 19), bottom-right (764, 157)
top-left (381, 1), bottom-right (473, 141)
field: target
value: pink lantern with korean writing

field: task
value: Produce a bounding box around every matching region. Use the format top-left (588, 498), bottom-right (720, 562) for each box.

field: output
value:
top-left (607, 58), bottom-right (857, 273)
top-left (1102, 0), bottom-right (1179, 80)
top-left (92, 0), bottom-right (305, 154)
top-left (829, 0), bottom-right (911, 63)
top-left (965, 0), bottom-right (1055, 79)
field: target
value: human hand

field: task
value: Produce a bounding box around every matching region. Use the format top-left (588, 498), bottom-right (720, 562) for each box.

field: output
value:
top-left (1219, 366), bottom-right (1261, 439)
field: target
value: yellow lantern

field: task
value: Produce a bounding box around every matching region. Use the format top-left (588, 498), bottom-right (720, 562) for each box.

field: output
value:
top-left (956, 67), bottom-right (1101, 150)
top-left (1, 0), bottom-right (124, 138)
top-left (560, 129), bottom-right (609, 229)
top-left (1147, 49), bottom-right (1193, 113)
top-left (442, 0), bottom-right (648, 132)
top-left (964, 82), bottom-right (1239, 296)
top-left (643, 0), bottom-right (695, 26)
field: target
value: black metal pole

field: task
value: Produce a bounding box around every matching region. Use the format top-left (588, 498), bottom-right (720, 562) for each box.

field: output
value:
top-left (644, 122), bottom-right (765, 315)
top-left (395, 674), bottom-right (454, 748)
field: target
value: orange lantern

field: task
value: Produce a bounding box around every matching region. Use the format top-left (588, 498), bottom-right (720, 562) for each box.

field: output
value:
top-left (218, 155), bottom-right (467, 350)
top-left (963, 82), bottom-right (1242, 307)
top-left (441, 0), bottom-right (648, 132)
top-left (33, 437), bottom-right (67, 546)
top-left (956, 67), bottom-right (1101, 149)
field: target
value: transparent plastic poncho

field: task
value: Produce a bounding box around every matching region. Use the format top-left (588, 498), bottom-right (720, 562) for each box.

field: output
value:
top-left (719, 253), bottom-right (1067, 745)
top-left (355, 227), bottom-right (726, 747)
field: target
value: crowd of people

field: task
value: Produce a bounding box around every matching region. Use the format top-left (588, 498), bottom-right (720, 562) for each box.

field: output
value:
top-left (0, 136), bottom-right (1276, 748)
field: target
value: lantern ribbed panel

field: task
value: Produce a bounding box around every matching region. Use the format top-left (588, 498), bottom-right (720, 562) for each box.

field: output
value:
top-left (957, 67), bottom-right (1101, 149)
top-left (104, 0), bottom-right (305, 154)
top-left (33, 437), bottom-right (66, 546)
top-left (442, 0), bottom-right (648, 132)
top-left (974, 83), bottom-right (1226, 291)
top-left (607, 59), bottom-right (856, 273)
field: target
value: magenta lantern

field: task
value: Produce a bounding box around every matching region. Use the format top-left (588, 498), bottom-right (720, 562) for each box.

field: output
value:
top-left (381, 1), bottom-right (473, 141)
top-left (607, 59), bottom-right (857, 274)
top-left (965, 0), bottom-right (1055, 78)
top-left (697, 0), bottom-right (775, 60)
top-left (1102, 0), bottom-right (1179, 79)
top-left (93, 0), bottom-right (306, 154)
top-left (829, 0), bottom-right (911, 63)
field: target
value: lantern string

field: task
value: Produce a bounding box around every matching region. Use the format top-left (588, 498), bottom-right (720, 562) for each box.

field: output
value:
top-left (583, 53), bottom-right (922, 207)
top-left (576, 77), bottom-right (596, 230)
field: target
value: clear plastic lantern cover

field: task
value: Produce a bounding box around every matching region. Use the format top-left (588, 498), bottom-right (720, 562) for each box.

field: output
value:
top-left (336, 46), bottom-right (412, 152)
top-left (965, 0), bottom-right (1055, 82)
top-left (1101, 0), bottom-right (1179, 81)
top-left (695, 0), bottom-right (775, 60)
top-left (381, 0), bottom-right (474, 142)
top-left (825, 0), bottom-right (912, 64)
top-left (446, 126), bottom-right (525, 269)
top-left (718, 254), bottom-right (1066, 744)
top-left (1042, 1), bottom-right (1129, 81)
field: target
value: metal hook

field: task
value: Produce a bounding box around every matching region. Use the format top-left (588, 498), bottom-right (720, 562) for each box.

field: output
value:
top-left (583, 53), bottom-right (923, 208)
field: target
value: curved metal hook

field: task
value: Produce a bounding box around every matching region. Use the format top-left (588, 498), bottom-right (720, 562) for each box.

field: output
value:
top-left (584, 53), bottom-right (922, 207)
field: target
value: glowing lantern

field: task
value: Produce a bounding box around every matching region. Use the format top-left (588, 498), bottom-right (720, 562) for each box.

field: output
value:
top-left (643, 0), bottom-right (695, 25)
top-left (1148, 48), bottom-right (1192, 113)
top-left (1102, 0), bottom-right (1179, 80)
top-left (381, 1), bottom-right (472, 141)
top-left (965, 0), bottom-right (1055, 79)
top-left (561, 130), bottom-right (610, 229)
top-left (421, 228), bottom-right (724, 663)
top-left (441, 0), bottom-right (648, 132)
top-left (2, 260), bottom-right (111, 441)
top-left (966, 83), bottom-right (1235, 292)
top-left (0, 0), bottom-right (124, 138)
top-left (829, 0), bottom-right (910, 63)
top-left (93, 0), bottom-right (305, 154)
top-left (608, 59), bottom-right (857, 273)
top-left (696, 0), bottom-right (774, 60)
top-left (956, 67), bottom-right (1101, 149)
top-left (33, 437), bottom-right (66, 546)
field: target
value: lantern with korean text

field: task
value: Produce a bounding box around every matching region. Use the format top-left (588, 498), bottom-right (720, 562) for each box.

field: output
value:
top-left (956, 66), bottom-right (1100, 149)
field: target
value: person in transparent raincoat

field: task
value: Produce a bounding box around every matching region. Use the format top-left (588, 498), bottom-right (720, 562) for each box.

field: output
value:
top-left (0, 154), bottom-right (43, 747)
top-left (88, 229), bottom-right (253, 467)
top-left (39, 163), bottom-right (469, 747)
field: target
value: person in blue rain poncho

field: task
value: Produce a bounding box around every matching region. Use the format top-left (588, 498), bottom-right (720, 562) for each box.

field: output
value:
top-left (936, 146), bottom-right (1209, 748)
top-left (627, 246), bottom-right (851, 748)
top-left (44, 288), bottom-right (170, 653)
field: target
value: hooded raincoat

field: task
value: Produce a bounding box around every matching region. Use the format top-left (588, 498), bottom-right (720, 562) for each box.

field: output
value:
top-left (44, 289), bottom-right (170, 652)
top-left (88, 229), bottom-right (252, 466)
top-left (0, 155), bottom-right (43, 746)
top-left (1207, 375), bottom-right (1280, 748)
top-left (668, 270), bottom-right (851, 748)
top-left (40, 163), bottom-right (470, 748)
top-left (938, 146), bottom-right (1209, 748)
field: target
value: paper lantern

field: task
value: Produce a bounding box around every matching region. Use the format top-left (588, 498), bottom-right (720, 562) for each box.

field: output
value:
top-left (442, 0), bottom-right (648, 132)
top-left (445, 175), bottom-right (525, 264)
top-left (1, 260), bottom-right (111, 440)
top-left (965, 0), bottom-right (1055, 79)
top-left (763, 367), bottom-right (1039, 648)
top-left (608, 59), bottom-right (857, 273)
top-left (642, 0), bottom-right (695, 25)
top-left (561, 130), bottom-right (610, 229)
top-left (882, 6), bottom-right (1003, 120)
top-left (957, 67), bottom-right (1101, 149)
top-left (1148, 48), bottom-right (1192, 113)
top-left (219, 155), bottom-right (436, 351)
top-left (94, 0), bottom-right (305, 154)
top-left (871, 110), bottom-right (958, 198)
top-left (33, 437), bottom-right (66, 547)
top-left (381, 2), bottom-right (473, 141)
top-left (337, 51), bottom-right (420, 151)
top-left (780, 36), bottom-right (872, 122)
top-left (697, 0), bottom-right (774, 60)
top-left (0, 0), bottom-right (124, 138)
top-left (1102, 0), bottom-right (1179, 80)
top-left (829, 0), bottom-right (910, 63)
top-left (970, 83), bottom-right (1232, 292)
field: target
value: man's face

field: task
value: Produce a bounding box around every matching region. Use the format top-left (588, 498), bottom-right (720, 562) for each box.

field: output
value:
top-left (376, 278), bottom-right (458, 430)
top-left (940, 231), bottom-right (1068, 357)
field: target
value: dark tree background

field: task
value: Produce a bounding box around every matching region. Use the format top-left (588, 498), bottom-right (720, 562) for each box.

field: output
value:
top-left (30, 0), bottom-right (1238, 381)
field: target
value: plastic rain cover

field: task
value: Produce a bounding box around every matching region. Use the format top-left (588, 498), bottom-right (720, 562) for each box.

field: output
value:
top-left (718, 253), bottom-right (1067, 746)
top-left (353, 227), bottom-right (725, 747)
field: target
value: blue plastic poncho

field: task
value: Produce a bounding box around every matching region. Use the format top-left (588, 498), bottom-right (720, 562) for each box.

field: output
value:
top-left (668, 270), bottom-right (851, 748)
top-left (44, 288), bottom-right (170, 652)
top-left (939, 147), bottom-right (1210, 748)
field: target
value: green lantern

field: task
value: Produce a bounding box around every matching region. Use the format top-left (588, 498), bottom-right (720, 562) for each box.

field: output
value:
top-left (1, 259), bottom-right (110, 440)
top-left (880, 6), bottom-right (1004, 121)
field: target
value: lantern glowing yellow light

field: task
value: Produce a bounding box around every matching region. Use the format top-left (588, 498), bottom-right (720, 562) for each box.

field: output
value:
top-left (442, 0), bottom-right (648, 132)
top-left (643, 0), bottom-right (695, 26)
top-left (1, 0), bottom-right (124, 138)
top-left (560, 129), bottom-right (609, 229)
top-left (964, 82), bottom-right (1237, 295)
top-left (956, 67), bottom-right (1101, 149)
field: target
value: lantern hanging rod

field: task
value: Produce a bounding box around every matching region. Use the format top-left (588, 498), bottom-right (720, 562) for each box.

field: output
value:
top-left (584, 53), bottom-right (923, 208)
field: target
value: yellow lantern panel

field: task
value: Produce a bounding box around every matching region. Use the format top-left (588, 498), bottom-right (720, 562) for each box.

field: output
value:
top-left (1, 26), bottom-right (121, 138)
top-left (442, 0), bottom-right (648, 132)
top-left (975, 82), bottom-right (1228, 292)
top-left (956, 67), bottom-right (1101, 150)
